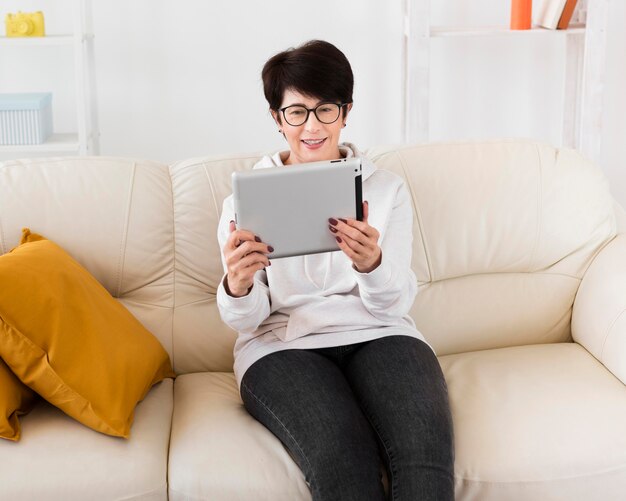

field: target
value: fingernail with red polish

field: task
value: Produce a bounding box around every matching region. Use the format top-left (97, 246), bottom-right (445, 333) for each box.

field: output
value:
top-left (329, 225), bottom-right (338, 233)
top-left (339, 218), bottom-right (347, 224)
top-left (336, 236), bottom-right (342, 243)
top-left (328, 217), bottom-right (338, 226)
top-left (255, 236), bottom-right (261, 242)
top-left (268, 246), bottom-right (274, 252)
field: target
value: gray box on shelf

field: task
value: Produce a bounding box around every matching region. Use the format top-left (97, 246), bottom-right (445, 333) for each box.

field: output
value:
top-left (0, 93), bottom-right (53, 145)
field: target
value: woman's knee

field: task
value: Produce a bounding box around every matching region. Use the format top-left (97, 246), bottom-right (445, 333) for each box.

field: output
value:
top-left (246, 396), bottom-right (385, 501)
top-left (345, 336), bottom-right (455, 472)
top-left (240, 354), bottom-right (387, 500)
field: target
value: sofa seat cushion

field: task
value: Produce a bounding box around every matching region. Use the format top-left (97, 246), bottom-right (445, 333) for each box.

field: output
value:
top-left (169, 343), bottom-right (626, 501)
top-left (168, 372), bottom-right (311, 501)
top-left (440, 342), bottom-right (626, 501)
top-left (0, 379), bottom-right (173, 501)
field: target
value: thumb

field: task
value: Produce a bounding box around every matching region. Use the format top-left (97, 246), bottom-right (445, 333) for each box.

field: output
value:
top-left (362, 201), bottom-right (369, 223)
top-left (229, 220), bottom-right (236, 232)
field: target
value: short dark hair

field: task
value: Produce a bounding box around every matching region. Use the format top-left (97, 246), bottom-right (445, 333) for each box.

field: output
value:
top-left (261, 40), bottom-right (354, 114)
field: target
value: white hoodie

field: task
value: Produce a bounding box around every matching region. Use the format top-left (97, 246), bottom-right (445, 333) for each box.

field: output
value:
top-left (216, 143), bottom-right (432, 389)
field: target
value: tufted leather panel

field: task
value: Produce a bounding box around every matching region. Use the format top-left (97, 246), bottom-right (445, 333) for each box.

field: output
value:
top-left (0, 156), bottom-right (175, 358)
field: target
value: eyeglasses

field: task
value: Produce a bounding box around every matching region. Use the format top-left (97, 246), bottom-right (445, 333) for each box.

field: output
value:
top-left (279, 102), bottom-right (349, 127)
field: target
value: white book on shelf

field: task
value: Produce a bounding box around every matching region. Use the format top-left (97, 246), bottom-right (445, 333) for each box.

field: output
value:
top-left (534, 0), bottom-right (568, 29)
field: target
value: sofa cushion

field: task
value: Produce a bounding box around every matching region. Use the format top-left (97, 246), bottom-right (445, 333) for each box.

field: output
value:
top-left (370, 141), bottom-right (616, 356)
top-left (0, 359), bottom-right (37, 441)
top-left (168, 343), bottom-right (626, 501)
top-left (0, 229), bottom-right (174, 438)
top-left (440, 342), bottom-right (626, 500)
top-left (169, 154), bottom-right (261, 375)
top-left (0, 379), bottom-right (172, 501)
top-left (168, 372), bottom-right (311, 501)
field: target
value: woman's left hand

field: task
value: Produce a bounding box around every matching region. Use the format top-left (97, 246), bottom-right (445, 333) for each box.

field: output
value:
top-left (329, 200), bottom-right (382, 273)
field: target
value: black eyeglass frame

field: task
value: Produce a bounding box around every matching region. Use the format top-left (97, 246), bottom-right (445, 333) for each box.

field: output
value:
top-left (278, 102), bottom-right (352, 127)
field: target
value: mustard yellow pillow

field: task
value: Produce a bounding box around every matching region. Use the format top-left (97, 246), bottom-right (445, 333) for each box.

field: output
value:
top-left (0, 358), bottom-right (37, 441)
top-left (0, 229), bottom-right (175, 438)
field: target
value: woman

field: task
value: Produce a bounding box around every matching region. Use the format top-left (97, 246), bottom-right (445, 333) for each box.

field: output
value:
top-left (217, 40), bottom-right (455, 501)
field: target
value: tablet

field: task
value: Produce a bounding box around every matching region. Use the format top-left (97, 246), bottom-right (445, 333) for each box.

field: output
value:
top-left (232, 157), bottom-right (363, 259)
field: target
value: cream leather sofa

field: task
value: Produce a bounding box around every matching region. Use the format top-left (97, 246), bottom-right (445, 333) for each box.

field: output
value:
top-left (1, 139), bottom-right (625, 501)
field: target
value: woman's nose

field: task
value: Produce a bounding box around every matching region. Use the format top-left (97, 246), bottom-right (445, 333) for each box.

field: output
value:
top-left (304, 111), bottom-right (321, 132)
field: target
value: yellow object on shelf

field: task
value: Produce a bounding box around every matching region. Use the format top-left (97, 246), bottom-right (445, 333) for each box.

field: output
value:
top-left (5, 11), bottom-right (45, 37)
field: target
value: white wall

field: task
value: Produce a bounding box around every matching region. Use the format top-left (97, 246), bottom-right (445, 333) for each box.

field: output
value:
top-left (1, 0), bottom-right (625, 205)
top-left (90, 0), bottom-right (406, 161)
top-left (601, 0), bottom-right (626, 207)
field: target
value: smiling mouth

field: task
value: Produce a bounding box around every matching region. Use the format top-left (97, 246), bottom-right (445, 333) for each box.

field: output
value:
top-left (302, 138), bottom-right (326, 146)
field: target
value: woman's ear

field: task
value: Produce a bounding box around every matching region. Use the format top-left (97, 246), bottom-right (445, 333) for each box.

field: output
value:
top-left (342, 103), bottom-right (353, 123)
top-left (270, 109), bottom-right (282, 129)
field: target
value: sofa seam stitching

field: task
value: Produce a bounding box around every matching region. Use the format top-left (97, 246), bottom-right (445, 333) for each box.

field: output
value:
top-left (168, 163), bottom-right (177, 374)
top-left (395, 150), bottom-right (433, 282)
top-left (166, 163), bottom-right (177, 494)
top-left (575, 230), bottom-right (620, 283)
top-left (116, 162), bottom-right (136, 297)
top-left (528, 143), bottom-right (543, 272)
top-left (0, 156), bottom-right (164, 167)
top-left (600, 307), bottom-right (626, 361)
top-left (171, 296), bottom-right (216, 309)
top-left (201, 162), bottom-right (221, 221)
top-left (120, 300), bottom-right (171, 309)
top-left (114, 483), bottom-right (168, 500)
top-left (428, 270), bottom-right (582, 284)
top-left (456, 460), bottom-right (626, 484)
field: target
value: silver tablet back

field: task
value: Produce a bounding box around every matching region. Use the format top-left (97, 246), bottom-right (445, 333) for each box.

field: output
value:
top-left (232, 157), bottom-right (363, 259)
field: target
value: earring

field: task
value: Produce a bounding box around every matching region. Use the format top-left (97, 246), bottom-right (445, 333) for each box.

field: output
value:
top-left (342, 123), bottom-right (346, 128)
top-left (278, 129), bottom-right (282, 133)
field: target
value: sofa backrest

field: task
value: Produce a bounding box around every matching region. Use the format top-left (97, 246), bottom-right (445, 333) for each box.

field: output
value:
top-left (168, 154), bottom-right (258, 373)
top-left (369, 141), bottom-right (616, 355)
top-left (0, 157), bottom-right (176, 361)
top-left (0, 140), bottom-right (617, 375)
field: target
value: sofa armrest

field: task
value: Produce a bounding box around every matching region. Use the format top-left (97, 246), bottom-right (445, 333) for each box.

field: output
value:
top-left (572, 233), bottom-right (626, 385)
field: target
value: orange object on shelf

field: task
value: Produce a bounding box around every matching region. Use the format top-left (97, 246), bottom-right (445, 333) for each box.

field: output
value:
top-left (510, 0), bottom-right (532, 30)
top-left (557, 0), bottom-right (578, 29)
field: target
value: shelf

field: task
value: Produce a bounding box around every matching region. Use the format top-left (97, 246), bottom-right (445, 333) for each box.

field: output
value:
top-left (430, 23), bottom-right (586, 38)
top-left (0, 1), bottom-right (98, 157)
top-left (404, 0), bottom-right (610, 166)
top-left (0, 34), bottom-right (93, 47)
top-left (0, 133), bottom-right (80, 153)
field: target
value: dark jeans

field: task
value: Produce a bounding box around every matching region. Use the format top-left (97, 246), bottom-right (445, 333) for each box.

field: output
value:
top-left (240, 335), bottom-right (455, 501)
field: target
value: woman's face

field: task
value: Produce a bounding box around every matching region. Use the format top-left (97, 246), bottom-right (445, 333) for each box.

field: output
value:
top-left (272, 89), bottom-right (351, 165)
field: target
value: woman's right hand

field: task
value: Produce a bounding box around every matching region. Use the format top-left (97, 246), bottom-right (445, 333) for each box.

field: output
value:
top-left (223, 220), bottom-right (272, 297)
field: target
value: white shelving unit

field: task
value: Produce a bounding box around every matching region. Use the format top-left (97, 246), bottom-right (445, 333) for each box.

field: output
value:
top-left (0, 0), bottom-right (99, 156)
top-left (403, 0), bottom-right (610, 166)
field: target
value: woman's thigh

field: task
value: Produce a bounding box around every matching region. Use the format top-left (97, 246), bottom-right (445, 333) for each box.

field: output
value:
top-left (343, 335), bottom-right (455, 501)
top-left (240, 348), bottom-right (386, 501)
